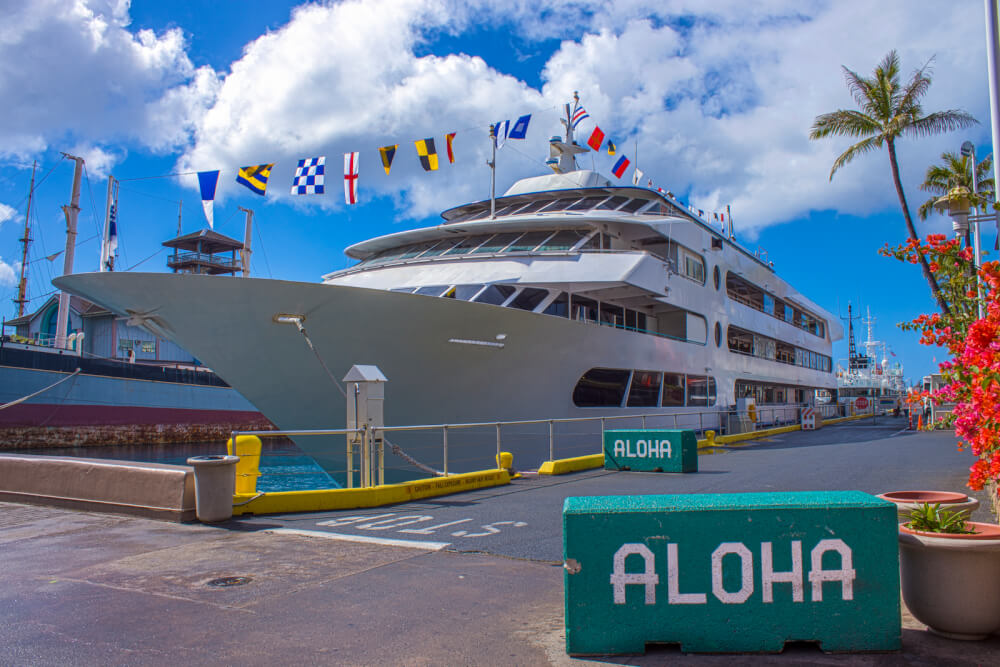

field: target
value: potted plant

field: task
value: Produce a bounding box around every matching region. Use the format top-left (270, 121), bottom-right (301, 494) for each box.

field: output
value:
top-left (877, 490), bottom-right (979, 521)
top-left (898, 503), bottom-right (1000, 640)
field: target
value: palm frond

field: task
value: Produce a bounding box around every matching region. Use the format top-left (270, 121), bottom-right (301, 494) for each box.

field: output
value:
top-left (829, 135), bottom-right (884, 180)
top-left (917, 195), bottom-right (938, 221)
top-left (809, 109), bottom-right (882, 139)
top-left (904, 110), bottom-right (978, 138)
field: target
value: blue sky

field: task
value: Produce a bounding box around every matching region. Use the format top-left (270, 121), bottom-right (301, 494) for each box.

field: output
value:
top-left (0, 0), bottom-right (994, 382)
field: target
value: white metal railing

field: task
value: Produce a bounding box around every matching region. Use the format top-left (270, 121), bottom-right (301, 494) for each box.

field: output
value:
top-left (231, 402), bottom-right (870, 489)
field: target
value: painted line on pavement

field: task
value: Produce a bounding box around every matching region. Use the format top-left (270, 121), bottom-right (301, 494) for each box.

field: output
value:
top-left (261, 528), bottom-right (450, 551)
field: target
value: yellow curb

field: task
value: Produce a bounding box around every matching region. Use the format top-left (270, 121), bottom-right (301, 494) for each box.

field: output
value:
top-left (538, 453), bottom-right (605, 475)
top-left (231, 468), bottom-right (510, 515)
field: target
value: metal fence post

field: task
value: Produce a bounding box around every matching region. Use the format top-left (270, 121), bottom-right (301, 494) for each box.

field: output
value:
top-left (443, 425), bottom-right (449, 476)
top-left (495, 423), bottom-right (502, 467)
top-left (377, 427), bottom-right (384, 487)
top-left (641, 414), bottom-right (647, 429)
top-left (361, 425), bottom-right (370, 488)
top-left (346, 430), bottom-right (354, 489)
top-left (548, 420), bottom-right (555, 462)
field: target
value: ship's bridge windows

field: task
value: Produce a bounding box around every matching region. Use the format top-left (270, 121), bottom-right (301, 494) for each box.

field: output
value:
top-left (418, 239), bottom-right (461, 258)
top-left (505, 230), bottom-right (554, 252)
top-left (472, 232), bottom-right (522, 254)
top-left (447, 206), bottom-right (489, 223)
top-left (473, 284), bottom-right (516, 306)
top-left (538, 198), bottom-right (578, 213)
top-left (398, 242), bottom-right (439, 260)
top-left (443, 284), bottom-right (485, 300)
top-left (537, 229), bottom-right (587, 251)
top-left (444, 234), bottom-right (492, 255)
top-left (571, 296), bottom-right (599, 323)
top-left (510, 200), bottom-right (551, 215)
top-left (627, 371), bottom-right (662, 407)
top-left (727, 324), bottom-right (832, 372)
top-left (390, 287), bottom-right (417, 293)
top-left (566, 196), bottom-right (609, 211)
top-left (600, 303), bottom-right (625, 327)
top-left (509, 287), bottom-right (548, 311)
top-left (618, 198), bottom-right (648, 213)
top-left (596, 196), bottom-right (631, 210)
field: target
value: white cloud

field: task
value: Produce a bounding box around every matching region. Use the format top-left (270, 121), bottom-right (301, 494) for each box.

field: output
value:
top-left (0, 256), bottom-right (17, 287)
top-left (173, 0), bottom-right (988, 234)
top-left (0, 202), bottom-right (16, 229)
top-left (0, 0), bottom-right (217, 158)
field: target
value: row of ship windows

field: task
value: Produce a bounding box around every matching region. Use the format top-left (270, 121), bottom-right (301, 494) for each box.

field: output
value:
top-left (573, 369), bottom-right (820, 409)
top-left (726, 273), bottom-right (826, 338)
top-left (359, 229), bottom-right (594, 267)
top-left (726, 325), bottom-right (832, 372)
top-left (446, 194), bottom-right (675, 223)
top-left (573, 368), bottom-right (718, 408)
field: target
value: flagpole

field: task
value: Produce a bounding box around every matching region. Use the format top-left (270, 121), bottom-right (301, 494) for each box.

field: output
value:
top-left (489, 124), bottom-right (497, 219)
top-left (99, 175), bottom-right (114, 272)
top-left (727, 204), bottom-right (733, 238)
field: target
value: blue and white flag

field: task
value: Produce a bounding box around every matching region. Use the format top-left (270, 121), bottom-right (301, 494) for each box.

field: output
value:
top-left (292, 156), bottom-right (325, 195)
top-left (508, 114), bottom-right (531, 140)
top-left (494, 119), bottom-right (510, 148)
top-left (197, 170), bottom-right (220, 229)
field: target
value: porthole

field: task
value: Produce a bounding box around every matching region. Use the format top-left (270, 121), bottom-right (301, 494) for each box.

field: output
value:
top-left (713, 265), bottom-right (721, 290)
top-left (715, 321), bottom-right (722, 347)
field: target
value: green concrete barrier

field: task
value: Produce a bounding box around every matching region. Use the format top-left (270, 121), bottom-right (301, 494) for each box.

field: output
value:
top-left (603, 430), bottom-right (697, 473)
top-left (563, 491), bottom-right (900, 655)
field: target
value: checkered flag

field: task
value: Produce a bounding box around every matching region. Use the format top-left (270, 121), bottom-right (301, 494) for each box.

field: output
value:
top-left (291, 156), bottom-right (325, 195)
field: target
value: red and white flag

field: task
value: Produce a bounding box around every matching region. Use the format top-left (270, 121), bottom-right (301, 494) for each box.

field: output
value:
top-left (344, 152), bottom-right (359, 205)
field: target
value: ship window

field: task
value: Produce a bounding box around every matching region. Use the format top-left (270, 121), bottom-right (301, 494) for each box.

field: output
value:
top-left (636, 311), bottom-right (647, 332)
top-left (713, 265), bottom-right (721, 290)
top-left (505, 230), bottom-right (553, 252)
top-left (596, 196), bottom-right (630, 210)
top-left (444, 235), bottom-right (492, 255)
top-left (492, 204), bottom-right (521, 216)
top-left (618, 198), bottom-right (648, 213)
top-left (538, 230), bottom-right (585, 251)
top-left (538, 198), bottom-right (578, 212)
top-left (599, 303), bottom-right (624, 328)
top-left (448, 206), bottom-right (489, 222)
top-left (572, 296), bottom-right (598, 323)
top-left (627, 371), bottom-right (662, 407)
top-left (415, 285), bottom-right (448, 296)
top-left (572, 368), bottom-right (630, 407)
top-left (419, 239), bottom-right (460, 258)
top-left (578, 233), bottom-right (601, 250)
top-left (543, 292), bottom-right (569, 317)
top-left (687, 375), bottom-right (712, 406)
top-left (661, 373), bottom-right (685, 406)
top-left (566, 196), bottom-right (608, 211)
top-left (625, 309), bottom-right (637, 330)
top-left (715, 322), bottom-right (722, 347)
top-left (398, 242), bottom-right (438, 260)
top-left (390, 287), bottom-right (417, 293)
top-left (443, 284), bottom-right (484, 300)
top-left (509, 287), bottom-right (548, 312)
top-left (473, 284), bottom-right (516, 306)
top-left (512, 200), bottom-right (552, 214)
top-left (473, 233), bottom-right (522, 254)
top-left (680, 248), bottom-right (706, 284)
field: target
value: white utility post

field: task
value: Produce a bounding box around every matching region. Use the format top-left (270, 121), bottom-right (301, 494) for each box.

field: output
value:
top-left (343, 365), bottom-right (387, 488)
top-left (54, 154), bottom-right (84, 350)
top-left (985, 0), bottom-right (1000, 242)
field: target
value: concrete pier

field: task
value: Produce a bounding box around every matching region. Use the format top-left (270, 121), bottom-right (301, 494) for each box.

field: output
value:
top-left (2, 416), bottom-right (998, 664)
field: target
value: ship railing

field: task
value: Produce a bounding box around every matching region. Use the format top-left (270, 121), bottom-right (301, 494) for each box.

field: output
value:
top-left (231, 401), bottom-right (870, 490)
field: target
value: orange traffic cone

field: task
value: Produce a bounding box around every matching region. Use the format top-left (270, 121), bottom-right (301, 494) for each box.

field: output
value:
top-left (917, 415), bottom-right (923, 430)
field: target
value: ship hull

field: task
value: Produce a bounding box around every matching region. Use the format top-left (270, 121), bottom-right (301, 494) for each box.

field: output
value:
top-left (55, 272), bottom-right (831, 479)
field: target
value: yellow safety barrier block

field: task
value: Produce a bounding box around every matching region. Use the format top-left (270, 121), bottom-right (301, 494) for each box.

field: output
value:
top-left (538, 453), bottom-right (605, 475)
top-left (231, 468), bottom-right (510, 516)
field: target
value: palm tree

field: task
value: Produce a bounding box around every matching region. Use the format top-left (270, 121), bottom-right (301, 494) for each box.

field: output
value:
top-left (810, 51), bottom-right (977, 315)
top-left (917, 151), bottom-right (994, 221)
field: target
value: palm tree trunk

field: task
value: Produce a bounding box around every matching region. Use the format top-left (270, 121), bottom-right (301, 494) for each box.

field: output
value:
top-left (887, 139), bottom-right (951, 315)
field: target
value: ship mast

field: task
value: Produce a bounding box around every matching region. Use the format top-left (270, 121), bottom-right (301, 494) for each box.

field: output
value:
top-left (13, 161), bottom-right (36, 318)
top-left (54, 153), bottom-right (85, 350)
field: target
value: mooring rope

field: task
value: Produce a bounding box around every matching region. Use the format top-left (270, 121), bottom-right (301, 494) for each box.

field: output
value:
top-left (0, 368), bottom-right (82, 410)
top-left (288, 319), bottom-right (442, 477)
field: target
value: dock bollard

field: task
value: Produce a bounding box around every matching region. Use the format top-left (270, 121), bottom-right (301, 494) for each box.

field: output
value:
top-left (187, 455), bottom-right (240, 523)
top-left (227, 435), bottom-right (262, 494)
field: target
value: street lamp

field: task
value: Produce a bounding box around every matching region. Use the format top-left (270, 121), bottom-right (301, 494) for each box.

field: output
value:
top-left (933, 185), bottom-right (972, 236)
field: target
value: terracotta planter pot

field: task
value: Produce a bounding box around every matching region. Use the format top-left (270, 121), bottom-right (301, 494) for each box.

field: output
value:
top-left (878, 490), bottom-right (980, 521)
top-left (898, 522), bottom-right (1000, 640)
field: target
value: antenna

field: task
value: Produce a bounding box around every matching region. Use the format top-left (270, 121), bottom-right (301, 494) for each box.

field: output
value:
top-left (840, 302), bottom-right (864, 370)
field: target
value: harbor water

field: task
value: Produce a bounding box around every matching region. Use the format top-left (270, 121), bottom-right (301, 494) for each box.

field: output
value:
top-left (7, 439), bottom-right (339, 492)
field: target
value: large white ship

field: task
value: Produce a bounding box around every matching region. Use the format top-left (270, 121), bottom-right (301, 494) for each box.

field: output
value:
top-left (56, 106), bottom-right (843, 480)
top-left (836, 304), bottom-right (906, 413)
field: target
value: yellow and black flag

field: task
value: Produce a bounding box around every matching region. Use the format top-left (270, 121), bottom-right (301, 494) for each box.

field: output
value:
top-left (379, 144), bottom-right (397, 175)
top-left (415, 138), bottom-right (439, 172)
top-left (607, 140), bottom-right (616, 156)
top-left (236, 163), bottom-right (274, 196)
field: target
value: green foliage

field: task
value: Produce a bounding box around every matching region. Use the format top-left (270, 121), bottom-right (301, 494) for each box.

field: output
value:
top-left (905, 502), bottom-right (975, 534)
top-left (917, 152), bottom-right (995, 221)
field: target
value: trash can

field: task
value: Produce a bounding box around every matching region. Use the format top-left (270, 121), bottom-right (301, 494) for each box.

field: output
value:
top-left (187, 455), bottom-right (240, 523)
